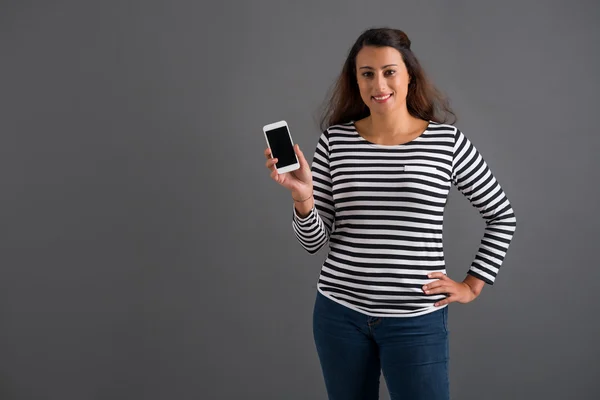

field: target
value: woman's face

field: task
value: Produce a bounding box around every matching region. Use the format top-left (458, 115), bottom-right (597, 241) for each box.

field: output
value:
top-left (355, 46), bottom-right (411, 116)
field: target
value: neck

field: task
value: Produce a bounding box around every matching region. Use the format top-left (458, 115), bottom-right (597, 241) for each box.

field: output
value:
top-left (368, 108), bottom-right (423, 137)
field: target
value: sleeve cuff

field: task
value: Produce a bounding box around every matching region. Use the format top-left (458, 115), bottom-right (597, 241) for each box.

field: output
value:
top-left (292, 203), bottom-right (316, 222)
top-left (467, 269), bottom-right (495, 285)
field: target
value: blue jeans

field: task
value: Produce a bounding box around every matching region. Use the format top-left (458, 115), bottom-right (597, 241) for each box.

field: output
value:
top-left (313, 291), bottom-right (450, 400)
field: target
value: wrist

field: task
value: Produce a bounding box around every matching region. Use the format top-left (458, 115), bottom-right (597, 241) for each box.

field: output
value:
top-left (292, 191), bottom-right (313, 203)
top-left (462, 275), bottom-right (485, 297)
top-left (293, 195), bottom-right (314, 218)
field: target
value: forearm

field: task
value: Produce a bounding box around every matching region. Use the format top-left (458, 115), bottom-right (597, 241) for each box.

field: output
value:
top-left (453, 128), bottom-right (517, 284)
top-left (293, 195), bottom-right (314, 218)
top-left (291, 195), bottom-right (331, 254)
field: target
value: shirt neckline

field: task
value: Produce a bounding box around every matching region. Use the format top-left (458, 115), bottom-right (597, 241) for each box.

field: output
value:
top-left (350, 120), bottom-right (433, 148)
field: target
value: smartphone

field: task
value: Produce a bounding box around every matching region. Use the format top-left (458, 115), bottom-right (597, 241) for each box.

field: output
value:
top-left (263, 120), bottom-right (300, 174)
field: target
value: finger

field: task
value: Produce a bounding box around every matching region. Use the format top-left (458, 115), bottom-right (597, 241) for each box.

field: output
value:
top-left (264, 148), bottom-right (272, 159)
top-left (422, 280), bottom-right (445, 291)
top-left (422, 280), bottom-right (444, 291)
top-left (270, 169), bottom-right (280, 183)
top-left (428, 272), bottom-right (449, 280)
top-left (434, 296), bottom-right (454, 307)
top-left (265, 158), bottom-right (278, 169)
top-left (423, 280), bottom-right (451, 293)
top-left (425, 286), bottom-right (452, 295)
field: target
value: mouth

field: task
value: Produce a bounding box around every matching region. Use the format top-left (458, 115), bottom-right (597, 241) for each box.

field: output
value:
top-left (372, 93), bottom-right (393, 103)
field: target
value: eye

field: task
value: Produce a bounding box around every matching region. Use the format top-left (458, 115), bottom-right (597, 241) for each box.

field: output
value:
top-left (385, 70), bottom-right (396, 76)
top-left (361, 71), bottom-right (374, 78)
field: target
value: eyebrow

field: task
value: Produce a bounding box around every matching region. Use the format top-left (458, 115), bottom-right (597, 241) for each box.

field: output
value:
top-left (359, 64), bottom-right (398, 70)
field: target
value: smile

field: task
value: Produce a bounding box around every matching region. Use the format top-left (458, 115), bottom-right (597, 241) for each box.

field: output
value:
top-left (372, 93), bottom-right (393, 102)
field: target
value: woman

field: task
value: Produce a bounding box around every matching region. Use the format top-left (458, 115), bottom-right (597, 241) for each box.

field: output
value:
top-left (264, 27), bottom-right (516, 400)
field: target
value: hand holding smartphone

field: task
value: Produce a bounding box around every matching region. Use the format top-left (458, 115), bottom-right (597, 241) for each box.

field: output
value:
top-left (262, 120), bottom-right (300, 174)
top-left (262, 120), bottom-right (314, 214)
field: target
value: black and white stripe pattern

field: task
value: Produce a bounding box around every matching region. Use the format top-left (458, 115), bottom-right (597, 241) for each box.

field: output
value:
top-left (292, 121), bottom-right (516, 317)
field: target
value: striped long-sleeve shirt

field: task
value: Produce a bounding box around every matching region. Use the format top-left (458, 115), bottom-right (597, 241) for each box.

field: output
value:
top-left (292, 121), bottom-right (516, 317)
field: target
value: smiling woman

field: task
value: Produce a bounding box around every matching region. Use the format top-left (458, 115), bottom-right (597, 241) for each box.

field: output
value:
top-left (263, 27), bottom-right (517, 400)
top-left (320, 28), bottom-right (456, 135)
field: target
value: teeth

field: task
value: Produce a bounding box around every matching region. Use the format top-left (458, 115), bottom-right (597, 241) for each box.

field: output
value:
top-left (374, 94), bottom-right (391, 100)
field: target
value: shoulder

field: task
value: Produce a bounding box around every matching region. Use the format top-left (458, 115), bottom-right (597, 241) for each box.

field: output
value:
top-left (428, 121), bottom-right (460, 135)
top-left (322, 122), bottom-right (357, 143)
top-left (325, 121), bottom-right (355, 134)
top-left (423, 121), bottom-right (462, 148)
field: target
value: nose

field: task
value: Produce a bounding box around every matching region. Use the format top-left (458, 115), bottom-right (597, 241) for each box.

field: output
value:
top-left (374, 74), bottom-right (387, 91)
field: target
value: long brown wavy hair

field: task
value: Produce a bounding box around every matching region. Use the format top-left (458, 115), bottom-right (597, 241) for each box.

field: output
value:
top-left (320, 28), bottom-right (456, 131)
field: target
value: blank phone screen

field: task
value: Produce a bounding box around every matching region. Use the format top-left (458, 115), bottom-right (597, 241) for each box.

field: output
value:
top-left (266, 126), bottom-right (296, 168)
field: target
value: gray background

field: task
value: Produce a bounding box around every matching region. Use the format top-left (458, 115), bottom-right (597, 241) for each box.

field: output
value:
top-left (1, 0), bottom-right (598, 399)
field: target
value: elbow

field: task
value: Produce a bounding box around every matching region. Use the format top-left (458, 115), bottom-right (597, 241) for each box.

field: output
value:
top-left (301, 236), bottom-right (329, 254)
top-left (306, 240), bottom-right (328, 254)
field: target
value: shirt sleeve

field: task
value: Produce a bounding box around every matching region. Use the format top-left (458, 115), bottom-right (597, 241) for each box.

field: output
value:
top-left (452, 128), bottom-right (517, 284)
top-left (292, 129), bottom-right (335, 254)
